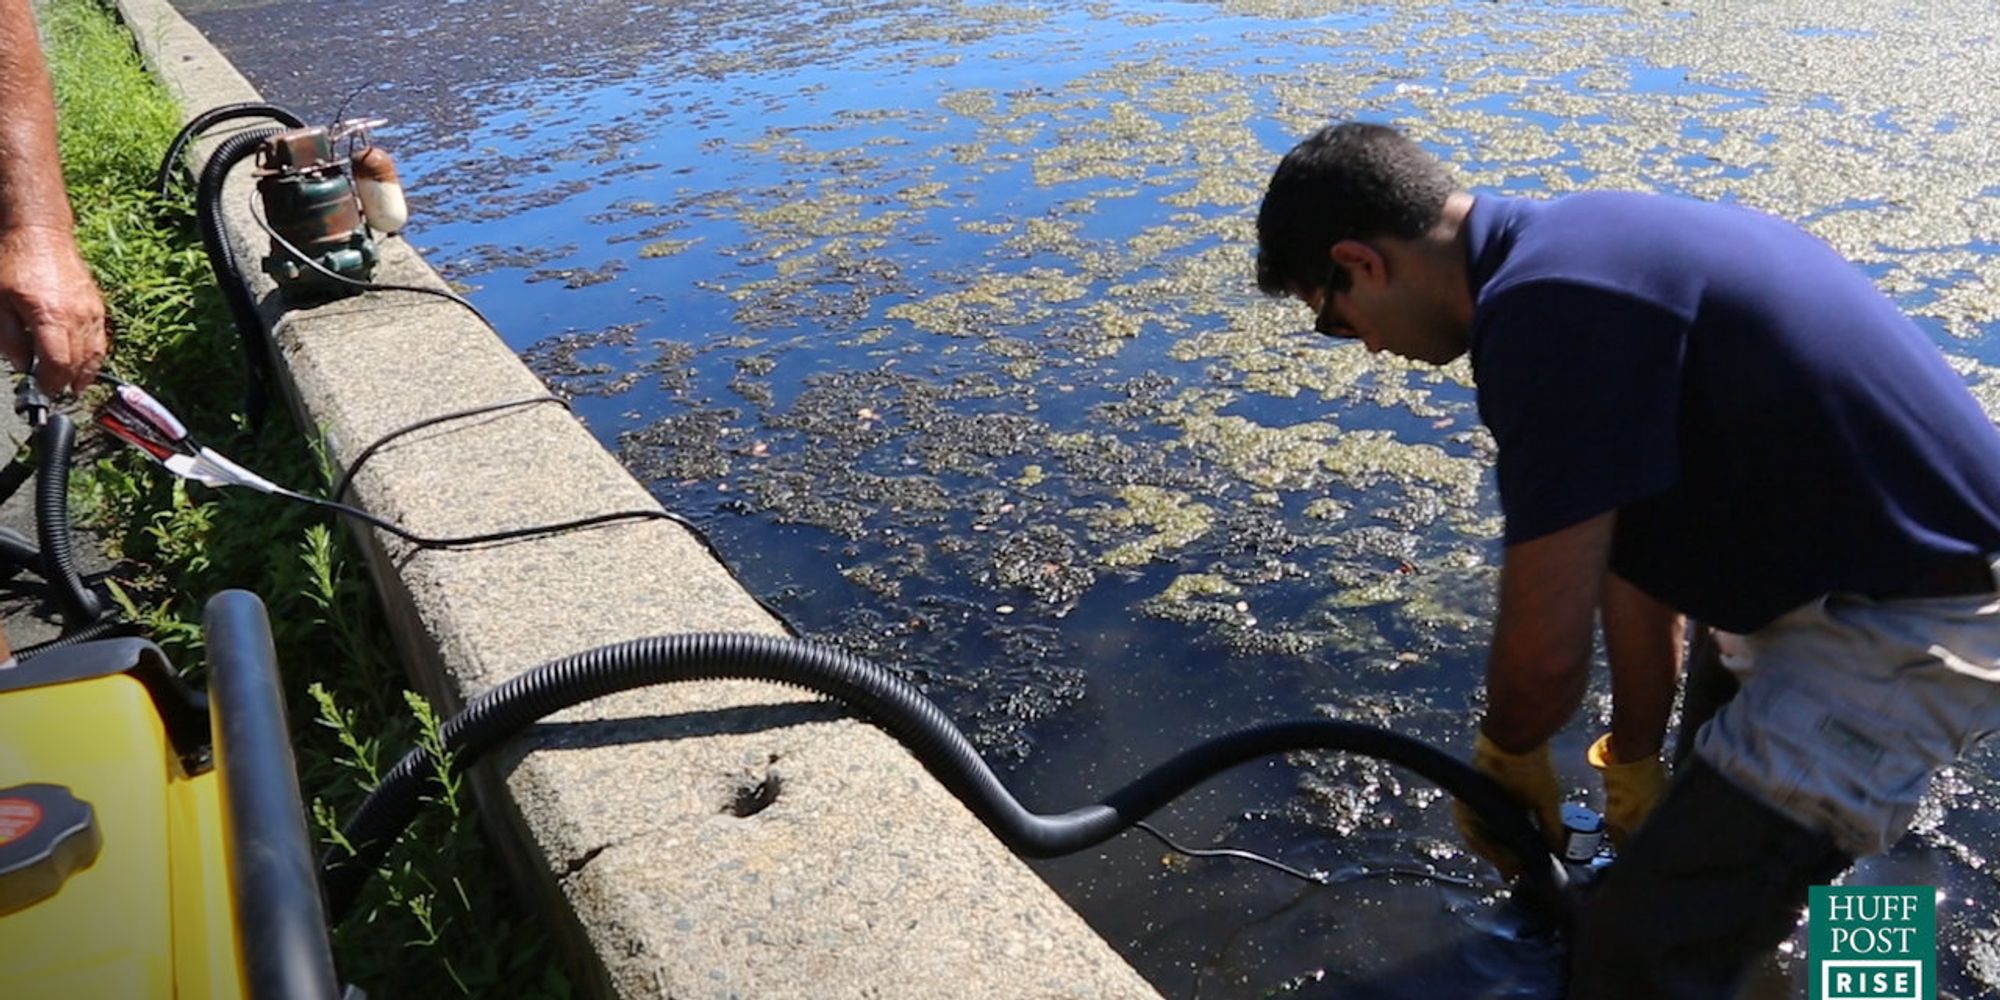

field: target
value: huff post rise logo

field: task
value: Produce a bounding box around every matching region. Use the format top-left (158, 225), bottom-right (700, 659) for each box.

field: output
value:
top-left (1810, 886), bottom-right (1936, 1000)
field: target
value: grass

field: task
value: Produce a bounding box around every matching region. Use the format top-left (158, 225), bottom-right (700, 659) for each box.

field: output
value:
top-left (39, 0), bottom-right (572, 995)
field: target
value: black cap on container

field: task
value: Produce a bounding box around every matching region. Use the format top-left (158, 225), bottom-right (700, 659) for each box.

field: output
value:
top-left (0, 784), bottom-right (102, 916)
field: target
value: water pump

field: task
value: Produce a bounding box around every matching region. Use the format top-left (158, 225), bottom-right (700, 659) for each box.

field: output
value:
top-left (254, 122), bottom-right (406, 295)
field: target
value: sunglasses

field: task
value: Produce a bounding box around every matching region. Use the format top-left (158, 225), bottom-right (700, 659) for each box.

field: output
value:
top-left (1311, 264), bottom-right (1356, 339)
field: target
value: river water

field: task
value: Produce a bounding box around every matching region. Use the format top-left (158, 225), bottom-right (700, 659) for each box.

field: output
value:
top-left (172, 0), bottom-right (2000, 995)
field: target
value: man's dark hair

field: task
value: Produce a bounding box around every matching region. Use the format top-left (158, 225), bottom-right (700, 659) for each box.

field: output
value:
top-left (1254, 122), bottom-right (1457, 298)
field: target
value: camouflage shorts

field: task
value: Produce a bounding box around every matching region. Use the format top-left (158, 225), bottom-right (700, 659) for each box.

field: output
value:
top-left (1693, 572), bottom-right (2000, 857)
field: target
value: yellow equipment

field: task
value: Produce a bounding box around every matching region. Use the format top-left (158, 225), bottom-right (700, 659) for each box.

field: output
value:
top-left (0, 592), bottom-right (341, 999)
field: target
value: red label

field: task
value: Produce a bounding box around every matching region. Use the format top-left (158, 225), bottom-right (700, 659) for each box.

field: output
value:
top-left (0, 797), bottom-right (42, 844)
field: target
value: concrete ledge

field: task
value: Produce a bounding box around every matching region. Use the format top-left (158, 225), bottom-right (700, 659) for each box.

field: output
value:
top-left (113, 1), bottom-right (1160, 996)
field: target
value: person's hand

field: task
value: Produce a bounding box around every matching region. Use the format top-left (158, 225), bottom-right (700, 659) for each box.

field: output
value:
top-left (1587, 732), bottom-right (1667, 847)
top-left (0, 223), bottom-right (108, 396)
top-left (1451, 731), bottom-right (1564, 878)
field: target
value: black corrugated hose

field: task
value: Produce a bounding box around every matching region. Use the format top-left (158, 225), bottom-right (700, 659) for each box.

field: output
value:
top-left (320, 632), bottom-right (1565, 925)
top-left (35, 413), bottom-right (101, 627)
top-left (161, 104), bottom-right (311, 425)
top-left (195, 127), bottom-right (287, 426)
top-left (14, 618), bottom-right (137, 660)
top-left (154, 102), bottom-right (308, 202)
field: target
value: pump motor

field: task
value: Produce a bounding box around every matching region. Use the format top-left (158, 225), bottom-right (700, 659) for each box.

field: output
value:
top-left (255, 124), bottom-right (406, 296)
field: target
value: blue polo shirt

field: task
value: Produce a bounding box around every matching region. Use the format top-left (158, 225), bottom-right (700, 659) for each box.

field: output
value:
top-left (1466, 192), bottom-right (2000, 633)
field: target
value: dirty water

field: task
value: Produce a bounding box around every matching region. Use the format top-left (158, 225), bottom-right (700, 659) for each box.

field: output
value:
top-left (173, 0), bottom-right (2000, 995)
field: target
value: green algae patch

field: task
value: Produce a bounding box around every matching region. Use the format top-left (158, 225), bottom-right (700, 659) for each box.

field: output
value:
top-left (940, 88), bottom-right (999, 119)
top-left (1091, 485), bottom-right (1216, 568)
top-left (1162, 172), bottom-right (1263, 209)
top-left (839, 327), bottom-right (895, 347)
top-left (1162, 413), bottom-right (1482, 502)
top-left (841, 561), bottom-right (904, 599)
top-left (1304, 498), bottom-right (1349, 522)
top-left (1031, 133), bottom-right (1167, 187)
top-left (885, 268), bottom-right (1093, 336)
top-left (638, 238), bottom-right (700, 259)
top-left (1322, 560), bottom-right (1495, 638)
top-left (1156, 573), bottom-right (1242, 602)
top-left (897, 180), bottom-right (953, 207)
top-left (736, 188), bottom-right (916, 241)
top-left (618, 407), bottom-right (740, 483)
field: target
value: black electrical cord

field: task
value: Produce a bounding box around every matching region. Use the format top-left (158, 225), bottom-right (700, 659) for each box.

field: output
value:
top-left (312, 405), bottom-right (800, 631)
top-left (324, 79), bottom-right (377, 140)
top-left (246, 191), bottom-right (495, 329)
top-left (277, 487), bottom-right (696, 550)
top-left (277, 485), bottom-right (803, 641)
top-left (0, 526), bottom-right (39, 576)
top-left (1133, 819), bottom-right (1330, 884)
top-left (330, 394), bottom-right (569, 502)
top-left (318, 632), bottom-right (1564, 924)
top-left (1130, 820), bottom-right (1483, 890)
top-left (0, 450), bottom-right (37, 510)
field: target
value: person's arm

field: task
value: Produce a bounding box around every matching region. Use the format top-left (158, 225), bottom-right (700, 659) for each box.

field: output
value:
top-left (0, 0), bottom-right (108, 394)
top-left (1481, 511), bottom-right (1616, 752)
top-left (1460, 284), bottom-right (1685, 865)
top-left (1590, 570), bottom-right (1678, 844)
top-left (1451, 511), bottom-right (1615, 869)
top-left (1601, 570), bottom-right (1681, 759)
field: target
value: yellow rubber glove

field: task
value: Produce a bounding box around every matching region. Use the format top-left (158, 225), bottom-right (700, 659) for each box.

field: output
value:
top-left (1587, 733), bottom-right (1668, 848)
top-left (1450, 732), bottom-right (1564, 878)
